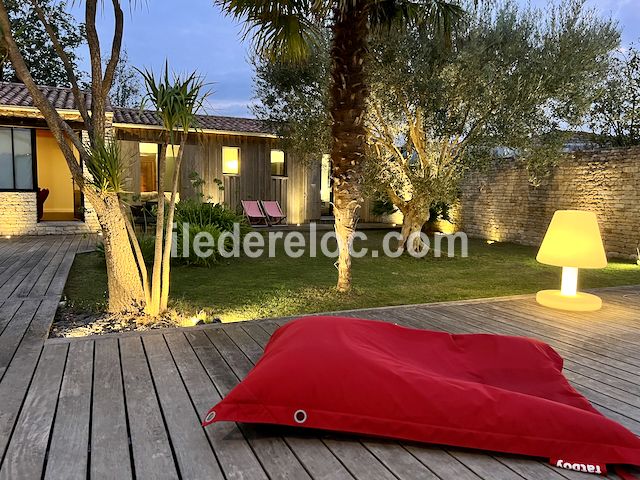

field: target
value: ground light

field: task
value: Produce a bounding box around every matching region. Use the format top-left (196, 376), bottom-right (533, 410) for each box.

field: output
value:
top-left (536, 210), bottom-right (607, 311)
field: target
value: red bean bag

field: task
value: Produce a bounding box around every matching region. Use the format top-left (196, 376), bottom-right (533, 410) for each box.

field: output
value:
top-left (204, 316), bottom-right (640, 476)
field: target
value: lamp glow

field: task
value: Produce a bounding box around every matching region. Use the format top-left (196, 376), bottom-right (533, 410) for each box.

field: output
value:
top-left (535, 210), bottom-right (607, 312)
top-left (560, 267), bottom-right (578, 296)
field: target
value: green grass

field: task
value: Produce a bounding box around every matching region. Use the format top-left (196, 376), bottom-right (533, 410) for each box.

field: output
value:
top-left (65, 231), bottom-right (640, 322)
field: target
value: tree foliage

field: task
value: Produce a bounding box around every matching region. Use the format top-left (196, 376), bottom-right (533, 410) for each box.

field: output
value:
top-left (252, 41), bottom-right (331, 164)
top-left (109, 49), bottom-right (142, 108)
top-left (588, 45), bottom-right (640, 146)
top-left (0, 0), bottom-right (84, 86)
top-left (254, 0), bottom-right (619, 247)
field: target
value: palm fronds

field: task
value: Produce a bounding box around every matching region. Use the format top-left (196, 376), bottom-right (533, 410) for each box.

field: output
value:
top-left (85, 138), bottom-right (128, 193)
top-left (138, 62), bottom-right (210, 145)
top-left (215, 0), bottom-right (321, 61)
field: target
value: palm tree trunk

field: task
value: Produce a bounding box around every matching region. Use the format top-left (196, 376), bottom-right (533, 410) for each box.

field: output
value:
top-left (160, 137), bottom-right (187, 311)
top-left (149, 143), bottom-right (167, 316)
top-left (330, 0), bottom-right (369, 292)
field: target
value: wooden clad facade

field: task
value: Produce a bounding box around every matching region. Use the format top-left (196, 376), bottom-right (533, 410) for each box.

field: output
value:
top-left (116, 127), bottom-right (322, 224)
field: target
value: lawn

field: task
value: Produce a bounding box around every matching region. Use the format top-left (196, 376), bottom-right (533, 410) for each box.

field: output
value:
top-left (65, 230), bottom-right (640, 322)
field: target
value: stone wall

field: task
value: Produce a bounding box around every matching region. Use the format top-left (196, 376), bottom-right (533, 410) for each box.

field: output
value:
top-left (0, 192), bottom-right (100, 236)
top-left (456, 146), bottom-right (640, 259)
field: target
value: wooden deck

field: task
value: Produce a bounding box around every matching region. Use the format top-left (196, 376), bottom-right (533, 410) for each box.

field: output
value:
top-left (0, 236), bottom-right (639, 479)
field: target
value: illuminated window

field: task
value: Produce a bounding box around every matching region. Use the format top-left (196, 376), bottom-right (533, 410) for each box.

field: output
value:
top-left (139, 143), bottom-right (180, 193)
top-left (139, 143), bottom-right (158, 193)
top-left (270, 149), bottom-right (286, 176)
top-left (222, 146), bottom-right (240, 175)
top-left (165, 144), bottom-right (180, 191)
top-left (320, 153), bottom-right (331, 203)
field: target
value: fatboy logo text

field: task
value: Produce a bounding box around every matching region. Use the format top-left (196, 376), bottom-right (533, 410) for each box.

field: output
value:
top-left (553, 458), bottom-right (605, 475)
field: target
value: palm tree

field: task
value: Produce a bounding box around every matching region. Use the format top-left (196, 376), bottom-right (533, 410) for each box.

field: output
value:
top-left (217, 0), bottom-right (464, 291)
top-left (139, 65), bottom-right (208, 315)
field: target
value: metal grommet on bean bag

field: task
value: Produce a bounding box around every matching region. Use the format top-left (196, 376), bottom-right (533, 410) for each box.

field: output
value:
top-left (202, 410), bottom-right (216, 426)
top-left (294, 410), bottom-right (307, 424)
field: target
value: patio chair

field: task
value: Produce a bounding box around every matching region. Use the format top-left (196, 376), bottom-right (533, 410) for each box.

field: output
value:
top-left (131, 202), bottom-right (156, 233)
top-left (37, 188), bottom-right (49, 221)
top-left (241, 200), bottom-right (268, 225)
top-left (260, 200), bottom-right (287, 225)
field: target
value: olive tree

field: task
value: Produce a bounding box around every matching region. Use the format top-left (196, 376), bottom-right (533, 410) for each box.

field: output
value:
top-left (254, 0), bottom-right (619, 249)
top-left (588, 45), bottom-right (640, 146)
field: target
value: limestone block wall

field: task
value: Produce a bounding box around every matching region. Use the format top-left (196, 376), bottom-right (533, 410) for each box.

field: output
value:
top-left (455, 147), bottom-right (640, 259)
top-left (0, 191), bottom-right (100, 236)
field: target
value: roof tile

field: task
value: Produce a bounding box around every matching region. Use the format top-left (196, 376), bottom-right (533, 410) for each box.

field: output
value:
top-left (0, 82), bottom-right (275, 136)
top-left (113, 107), bottom-right (274, 135)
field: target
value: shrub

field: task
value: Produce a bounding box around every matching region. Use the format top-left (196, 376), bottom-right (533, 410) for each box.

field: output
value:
top-left (174, 200), bottom-right (248, 231)
top-left (173, 200), bottom-right (251, 266)
top-left (99, 200), bottom-right (250, 267)
top-left (136, 234), bottom-right (157, 265)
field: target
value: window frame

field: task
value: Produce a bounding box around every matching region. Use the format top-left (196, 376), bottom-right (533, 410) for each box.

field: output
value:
top-left (0, 126), bottom-right (37, 192)
top-left (222, 145), bottom-right (241, 176)
top-left (138, 143), bottom-right (184, 195)
top-left (270, 149), bottom-right (287, 177)
top-left (137, 142), bottom-right (161, 194)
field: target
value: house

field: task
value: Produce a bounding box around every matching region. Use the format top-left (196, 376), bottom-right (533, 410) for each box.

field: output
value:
top-left (0, 82), bottom-right (341, 236)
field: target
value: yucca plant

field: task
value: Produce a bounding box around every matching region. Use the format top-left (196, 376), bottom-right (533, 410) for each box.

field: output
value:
top-left (138, 63), bottom-right (209, 315)
top-left (85, 139), bottom-right (128, 193)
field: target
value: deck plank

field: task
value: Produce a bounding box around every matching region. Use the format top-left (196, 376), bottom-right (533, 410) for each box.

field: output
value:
top-left (0, 343), bottom-right (68, 480)
top-left (0, 297), bottom-right (58, 461)
top-left (90, 338), bottom-right (133, 480)
top-left (43, 341), bottom-right (93, 480)
top-left (29, 235), bottom-right (76, 298)
top-left (0, 239), bottom-right (50, 298)
top-left (0, 235), bottom-right (638, 480)
top-left (0, 237), bottom-right (42, 274)
top-left (0, 238), bottom-right (35, 269)
top-left (164, 331), bottom-right (268, 480)
top-left (188, 329), bottom-right (314, 480)
top-left (10, 236), bottom-right (66, 299)
top-left (0, 300), bottom-right (40, 380)
top-left (141, 333), bottom-right (224, 480)
top-left (46, 235), bottom-right (83, 297)
top-left (0, 299), bottom-right (21, 337)
top-left (119, 336), bottom-right (178, 480)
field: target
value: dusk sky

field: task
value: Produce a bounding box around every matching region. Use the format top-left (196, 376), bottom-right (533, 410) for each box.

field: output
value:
top-left (75, 0), bottom-right (640, 118)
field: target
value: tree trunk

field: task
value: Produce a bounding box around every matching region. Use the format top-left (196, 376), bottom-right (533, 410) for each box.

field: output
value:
top-left (160, 138), bottom-right (186, 312)
top-left (0, 0), bottom-right (146, 314)
top-left (149, 143), bottom-right (167, 316)
top-left (100, 194), bottom-right (146, 312)
top-left (398, 204), bottom-right (431, 253)
top-left (330, 0), bottom-right (369, 292)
